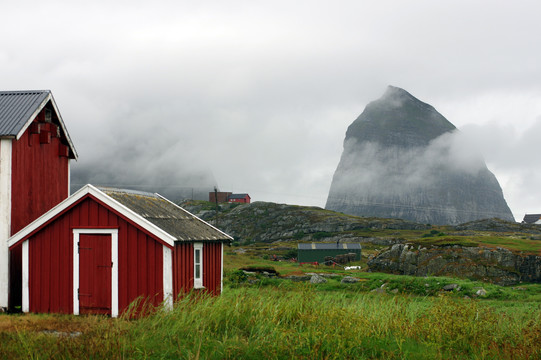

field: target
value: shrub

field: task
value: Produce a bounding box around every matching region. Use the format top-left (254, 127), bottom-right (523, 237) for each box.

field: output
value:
top-left (284, 248), bottom-right (298, 259)
top-left (313, 231), bottom-right (332, 240)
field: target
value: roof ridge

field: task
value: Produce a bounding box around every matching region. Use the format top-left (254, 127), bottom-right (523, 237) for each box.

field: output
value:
top-left (0, 90), bottom-right (50, 93)
top-left (98, 187), bottom-right (159, 197)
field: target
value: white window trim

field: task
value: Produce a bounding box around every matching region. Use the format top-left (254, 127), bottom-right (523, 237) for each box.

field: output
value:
top-left (193, 243), bottom-right (204, 289)
top-left (73, 229), bottom-right (119, 317)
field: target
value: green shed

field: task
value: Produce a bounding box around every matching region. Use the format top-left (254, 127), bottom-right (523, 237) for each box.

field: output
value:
top-left (297, 243), bottom-right (362, 264)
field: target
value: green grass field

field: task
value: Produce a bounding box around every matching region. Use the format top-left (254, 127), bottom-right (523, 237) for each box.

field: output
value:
top-left (1, 285), bottom-right (540, 359)
top-left (1, 246), bottom-right (540, 359)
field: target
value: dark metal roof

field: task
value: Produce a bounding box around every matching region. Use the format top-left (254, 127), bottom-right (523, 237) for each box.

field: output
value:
top-left (298, 243), bottom-right (362, 250)
top-left (100, 187), bottom-right (232, 242)
top-left (0, 90), bottom-right (50, 136)
top-left (0, 90), bottom-right (78, 159)
top-left (228, 193), bottom-right (250, 199)
top-left (523, 214), bottom-right (541, 224)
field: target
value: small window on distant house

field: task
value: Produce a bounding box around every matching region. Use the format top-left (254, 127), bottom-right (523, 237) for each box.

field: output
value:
top-left (194, 243), bottom-right (203, 288)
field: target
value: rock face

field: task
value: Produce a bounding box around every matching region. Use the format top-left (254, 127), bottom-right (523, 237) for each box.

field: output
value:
top-left (181, 201), bottom-right (428, 243)
top-left (367, 243), bottom-right (541, 285)
top-left (326, 86), bottom-right (514, 225)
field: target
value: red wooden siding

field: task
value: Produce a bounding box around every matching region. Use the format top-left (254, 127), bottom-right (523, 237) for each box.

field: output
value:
top-left (11, 113), bottom-right (70, 235)
top-left (27, 196), bottom-right (164, 315)
top-left (29, 216), bottom-right (73, 313)
top-left (173, 242), bottom-right (223, 298)
top-left (203, 242), bottom-right (222, 295)
top-left (173, 242), bottom-right (194, 298)
top-left (8, 112), bottom-right (70, 310)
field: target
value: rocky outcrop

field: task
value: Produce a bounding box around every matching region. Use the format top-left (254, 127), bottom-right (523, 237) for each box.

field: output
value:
top-left (367, 243), bottom-right (541, 285)
top-left (326, 86), bottom-right (514, 225)
top-left (454, 218), bottom-right (541, 234)
top-left (181, 200), bottom-right (428, 243)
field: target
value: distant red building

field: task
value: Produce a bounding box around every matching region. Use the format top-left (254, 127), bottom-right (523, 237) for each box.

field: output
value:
top-left (228, 193), bottom-right (251, 204)
top-left (209, 192), bottom-right (251, 204)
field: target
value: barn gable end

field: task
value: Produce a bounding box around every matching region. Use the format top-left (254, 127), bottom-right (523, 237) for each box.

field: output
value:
top-left (9, 185), bottom-right (232, 317)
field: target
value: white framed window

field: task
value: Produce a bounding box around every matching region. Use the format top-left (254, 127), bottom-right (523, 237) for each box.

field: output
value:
top-left (194, 243), bottom-right (204, 288)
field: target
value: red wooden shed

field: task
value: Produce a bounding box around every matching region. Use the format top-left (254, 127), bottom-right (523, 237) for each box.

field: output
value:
top-left (228, 193), bottom-right (251, 204)
top-left (8, 185), bottom-right (232, 317)
top-left (0, 90), bottom-right (77, 310)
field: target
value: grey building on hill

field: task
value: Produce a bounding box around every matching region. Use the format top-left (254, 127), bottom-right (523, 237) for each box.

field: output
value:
top-left (522, 214), bottom-right (541, 224)
top-left (297, 243), bottom-right (361, 264)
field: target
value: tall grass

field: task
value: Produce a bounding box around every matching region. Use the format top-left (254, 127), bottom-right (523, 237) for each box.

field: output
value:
top-left (1, 286), bottom-right (540, 359)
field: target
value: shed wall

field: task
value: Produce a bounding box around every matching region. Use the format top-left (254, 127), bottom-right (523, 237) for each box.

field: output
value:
top-left (11, 113), bottom-right (69, 234)
top-left (8, 113), bottom-right (70, 310)
top-left (203, 242), bottom-right (222, 295)
top-left (173, 242), bottom-right (223, 298)
top-left (173, 242), bottom-right (194, 297)
top-left (25, 196), bottom-right (164, 314)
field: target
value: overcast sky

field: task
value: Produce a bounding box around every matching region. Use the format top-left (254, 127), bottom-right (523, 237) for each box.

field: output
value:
top-left (2, 1), bottom-right (540, 221)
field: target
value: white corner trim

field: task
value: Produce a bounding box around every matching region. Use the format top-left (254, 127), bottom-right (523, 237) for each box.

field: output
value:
top-left (67, 160), bottom-right (71, 195)
top-left (73, 229), bottom-right (119, 318)
top-left (111, 231), bottom-right (118, 318)
top-left (163, 246), bottom-right (173, 310)
top-left (0, 139), bottom-right (12, 309)
top-left (73, 231), bottom-right (79, 315)
top-left (193, 242), bottom-right (203, 289)
top-left (22, 240), bottom-right (29, 313)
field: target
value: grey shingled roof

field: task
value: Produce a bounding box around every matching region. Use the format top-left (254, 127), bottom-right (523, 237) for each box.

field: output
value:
top-left (298, 243), bottom-right (362, 250)
top-left (0, 90), bottom-right (50, 136)
top-left (100, 187), bottom-right (232, 242)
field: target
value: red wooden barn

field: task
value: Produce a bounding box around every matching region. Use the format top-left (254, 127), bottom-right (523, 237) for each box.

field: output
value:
top-left (8, 185), bottom-right (232, 317)
top-left (0, 90), bottom-right (77, 311)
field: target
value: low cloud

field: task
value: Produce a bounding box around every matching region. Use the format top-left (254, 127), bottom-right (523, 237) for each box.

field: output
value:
top-left (330, 129), bottom-right (488, 198)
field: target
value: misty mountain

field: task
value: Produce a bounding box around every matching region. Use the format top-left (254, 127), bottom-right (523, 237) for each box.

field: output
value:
top-left (325, 86), bottom-right (515, 225)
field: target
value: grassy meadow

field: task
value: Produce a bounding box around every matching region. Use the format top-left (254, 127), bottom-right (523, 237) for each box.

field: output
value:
top-left (1, 285), bottom-right (540, 359)
top-left (1, 244), bottom-right (540, 359)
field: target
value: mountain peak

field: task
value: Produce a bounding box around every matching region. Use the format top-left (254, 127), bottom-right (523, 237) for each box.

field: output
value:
top-left (345, 86), bottom-right (455, 148)
top-left (326, 87), bottom-right (514, 225)
top-left (383, 85), bottom-right (409, 97)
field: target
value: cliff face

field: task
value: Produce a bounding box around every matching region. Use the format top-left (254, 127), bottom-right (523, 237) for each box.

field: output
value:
top-left (367, 243), bottom-right (541, 286)
top-left (326, 86), bottom-right (514, 225)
